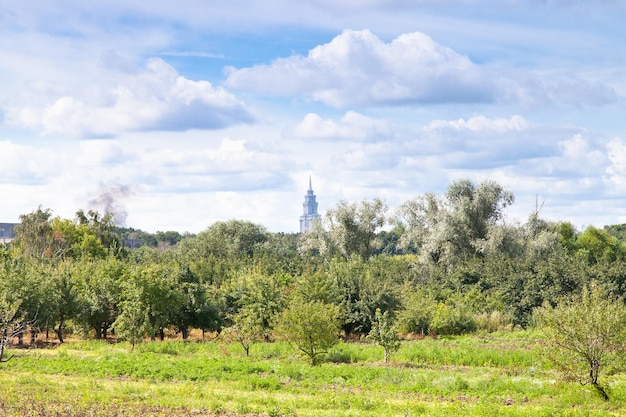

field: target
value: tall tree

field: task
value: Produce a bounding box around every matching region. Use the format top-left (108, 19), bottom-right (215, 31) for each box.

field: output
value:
top-left (178, 220), bottom-right (268, 260)
top-left (397, 179), bottom-right (514, 267)
top-left (300, 198), bottom-right (388, 259)
top-left (12, 207), bottom-right (56, 258)
top-left (76, 257), bottom-right (124, 339)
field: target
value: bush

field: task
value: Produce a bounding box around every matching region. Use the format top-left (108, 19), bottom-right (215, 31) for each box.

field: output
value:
top-left (276, 299), bottom-right (341, 366)
top-left (397, 292), bottom-right (435, 336)
top-left (474, 311), bottom-right (514, 333)
top-left (430, 303), bottom-right (476, 336)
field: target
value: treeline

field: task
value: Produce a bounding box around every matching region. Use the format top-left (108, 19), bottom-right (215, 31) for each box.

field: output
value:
top-left (2, 179), bottom-right (626, 349)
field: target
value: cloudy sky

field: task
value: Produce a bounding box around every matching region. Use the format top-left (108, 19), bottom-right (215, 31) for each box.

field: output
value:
top-left (1, 1), bottom-right (625, 233)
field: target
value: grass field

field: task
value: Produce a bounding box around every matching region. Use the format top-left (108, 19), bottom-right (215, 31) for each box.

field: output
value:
top-left (2, 331), bottom-right (626, 416)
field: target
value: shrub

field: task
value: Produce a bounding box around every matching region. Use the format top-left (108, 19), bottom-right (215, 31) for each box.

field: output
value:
top-left (276, 299), bottom-right (340, 366)
top-left (430, 303), bottom-right (476, 336)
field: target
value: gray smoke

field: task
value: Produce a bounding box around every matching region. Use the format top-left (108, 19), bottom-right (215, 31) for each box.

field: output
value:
top-left (88, 184), bottom-right (132, 226)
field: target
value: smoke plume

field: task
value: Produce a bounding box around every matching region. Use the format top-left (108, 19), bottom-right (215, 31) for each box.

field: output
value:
top-left (88, 183), bottom-right (132, 226)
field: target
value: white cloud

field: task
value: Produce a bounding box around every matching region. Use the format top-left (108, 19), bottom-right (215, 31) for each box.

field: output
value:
top-left (226, 29), bottom-right (492, 107)
top-left (424, 115), bottom-right (528, 133)
top-left (226, 29), bottom-right (617, 109)
top-left (292, 111), bottom-right (391, 141)
top-left (605, 138), bottom-right (626, 190)
top-left (0, 140), bottom-right (66, 184)
top-left (5, 59), bottom-right (254, 138)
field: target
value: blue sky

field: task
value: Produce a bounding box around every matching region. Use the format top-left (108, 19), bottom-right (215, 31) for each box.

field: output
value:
top-left (1, 1), bottom-right (625, 233)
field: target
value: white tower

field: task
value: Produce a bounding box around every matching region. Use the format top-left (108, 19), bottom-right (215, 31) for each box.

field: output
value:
top-left (299, 176), bottom-right (321, 233)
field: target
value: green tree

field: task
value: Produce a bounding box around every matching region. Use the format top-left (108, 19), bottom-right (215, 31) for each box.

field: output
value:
top-left (536, 282), bottom-right (626, 401)
top-left (172, 281), bottom-right (220, 340)
top-left (300, 198), bottom-right (388, 259)
top-left (277, 299), bottom-right (340, 366)
top-left (0, 296), bottom-right (26, 362)
top-left (576, 226), bottom-right (626, 264)
top-left (396, 288), bottom-right (435, 336)
top-left (0, 248), bottom-right (30, 359)
top-left (226, 309), bottom-right (264, 356)
top-left (397, 180), bottom-right (514, 267)
top-left (12, 207), bottom-right (56, 258)
top-left (114, 283), bottom-right (150, 351)
top-left (179, 220), bottom-right (268, 260)
top-left (48, 260), bottom-right (81, 343)
top-left (76, 257), bottom-right (124, 339)
top-left (367, 308), bottom-right (400, 362)
top-left (225, 270), bottom-right (286, 340)
top-left (131, 262), bottom-right (184, 341)
top-left (74, 209), bottom-right (122, 255)
top-left (430, 302), bottom-right (476, 336)
top-left (329, 257), bottom-right (401, 337)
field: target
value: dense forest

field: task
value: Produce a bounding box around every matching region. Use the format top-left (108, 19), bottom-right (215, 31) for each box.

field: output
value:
top-left (2, 179), bottom-right (626, 350)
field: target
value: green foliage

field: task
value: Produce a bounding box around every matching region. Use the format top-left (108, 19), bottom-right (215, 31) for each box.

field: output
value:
top-left (0, 294), bottom-right (25, 362)
top-left (224, 269), bottom-right (287, 339)
top-left (367, 308), bottom-right (400, 362)
top-left (397, 288), bottom-right (435, 335)
top-left (397, 179), bottom-right (514, 267)
top-left (329, 256), bottom-right (401, 337)
top-left (178, 220), bottom-right (268, 259)
top-left (3, 332), bottom-right (625, 416)
top-left (224, 308), bottom-right (265, 356)
top-left (47, 260), bottom-right (81, 343)
top-left (430, 302), bottom-right (477, 336)
top-left (130, 261), bottom-right (185, 340)
top-left (556, 221), bottom-right (578, 253)
top-left (76, 257), bottom-right (125, 339)
top-left (300, 198), bottom-right (388, 259)
top-left (292, 269), bottom-right (339, 304)
top-left (575, 225), bottom-right (626, 264)
top-left (277, 299), bottom-right (341, 365)
top-left (113, 284), bottom-right (150, 351)
top-left (12, 206), bottom-right (55, 258)
top-left (535, 282), bottom-right (626, 400)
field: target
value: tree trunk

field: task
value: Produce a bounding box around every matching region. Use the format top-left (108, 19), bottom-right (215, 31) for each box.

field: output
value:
top-left (0, 328), bottom-right (8, 362)
top-left (592, 381), bottom-right (609, 401)
top-left (590, 359), bottom-right (609, 401)
top-left (54, 322), bottom-right (65, 344)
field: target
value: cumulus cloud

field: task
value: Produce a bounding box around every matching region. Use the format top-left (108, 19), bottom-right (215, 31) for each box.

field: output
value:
top-left (226, 29), bottom-right (493, 107)
top-left (292, 111), bottom-right (392, 141)
top-left (5, 58), bottom-right (254, 138)
top-left (424, 115), bottom-right (529, 133)
top-left (226, 29), bottom-right (617, 108)
top-left (136, 137), bottom-right (294, 193)
top-left (0, 140), bottom-right (65, 184)
top-left (605, 138), bottom-right (626, 190)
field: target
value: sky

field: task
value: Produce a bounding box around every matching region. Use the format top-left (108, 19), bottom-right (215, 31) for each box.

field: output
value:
top-left (1, 1), bottom-right (625, 234)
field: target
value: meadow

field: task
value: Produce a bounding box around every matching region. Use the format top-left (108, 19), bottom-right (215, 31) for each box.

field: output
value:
top-left (2, 331), bottom-right (626, 416)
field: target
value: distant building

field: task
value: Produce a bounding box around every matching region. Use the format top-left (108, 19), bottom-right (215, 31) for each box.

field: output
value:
top-left (299, 177), bottom-right (321, 233)
top-left (0, 223), bottom-right (18, 245)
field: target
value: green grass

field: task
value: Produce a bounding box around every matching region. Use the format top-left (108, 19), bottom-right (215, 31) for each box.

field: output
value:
top-left (2, 331), bottom-right (626, 416)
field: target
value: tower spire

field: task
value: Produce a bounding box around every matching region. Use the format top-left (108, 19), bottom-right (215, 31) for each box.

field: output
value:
top-left (300, 176), bottom-right (321, 233)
